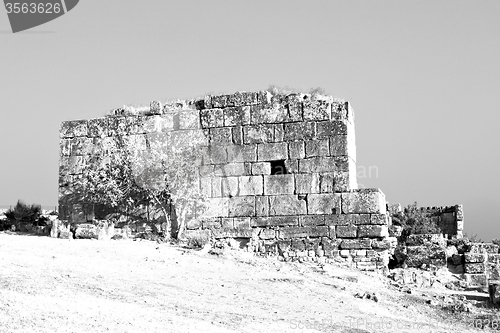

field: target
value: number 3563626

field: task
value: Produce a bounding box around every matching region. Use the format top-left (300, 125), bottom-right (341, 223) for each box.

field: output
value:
top-left (5, 3), bottom-right (61, 14)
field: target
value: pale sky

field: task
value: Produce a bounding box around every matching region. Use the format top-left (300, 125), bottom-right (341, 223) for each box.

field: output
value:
top-left (0, 0), bottom-right (499, 240)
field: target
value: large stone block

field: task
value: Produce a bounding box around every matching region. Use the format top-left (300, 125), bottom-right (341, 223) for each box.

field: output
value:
top-left (109, 117), bottom-right (135, 136)
top-left (251, 162), bottom-right (271, 175)
top-left (470, 243), bottom-right (499, 254)
top-left (87, 118), bottom-right (109, 138)
top-left (210, 177), bottom-right (222, 197)
top-left (465, 263), bottom-right (486, 274)
top-left (336, 225), bottom-right (357, 238)
top-left (238, 176), bottom-right (263, 195)
top-left (75, 224), bottom-right (98, 239)
top-left (308, 193), bottom-right (341, 214)
top-left (269, 195), bottom-right (307, 215)
top-left (279, 226), bottom-right (329, 239)
top-left (221, 177), bottom-right (239, 197)
top-left (264, 175), bottom-right (294, 195)
top-left (202, 146), bottom-right (227, 165)
top-left (233, 217), bottom-right (251, 228)
top-left (341, 189), bottom-right (386, 214)
top-left (68, 137), bottom-right (93, 156)
top-left (179, 110), bottom-right (200, 130)
top-left (370, 214), bottom-right (389, 225)
top-left (203, 198), bottom-right (229, 217)
top-left (340, 239), bottom-right (372, 250)
top-left (229, 91), bottom-right (259, 107)
top-left (224, 106), bottom-right (251, 126)
top-left (464, 274), bottom-right (488, 288)
top-left (201, 217), bottom-right (222, 229)
top-left (256, 196), bottom-right (269, 216)
top-left (324, 214), bottom-right (368, 226)
top-left (243, 124), bottom-right (274, 144)
top-left (295, 173), bottom-right (320, 194)
top-left (316, 120), bottom-right (348, 138)
top-left (284, 122), bottom-right (316, 141)
top-left (298, 157), bottom-right (337, 173)
top-left (228, 196), bottom-right (255, 217)
top-left (357, 225), bottom-right (389, 238)
top-left (251, 216), bottom-right (299, 227)
top-left (329, 135), bottom-right (349, 156)
top-left (211, 94), bottom-right (231, 108)
top-left (214, 163), bottom-right (246, 177)
top-left (226, 145), bottom-right (257, 164)
top-left (305, 139), bottom-right (329, 158)
top-left (200, 109), bottom-right (223, 128)
top-left (331, 101), bottom-right (350, 122)
top-left (209, 127), bottom-right (232, 145)
top-left (299, 215), bottom-right (325, 226)
top-left (60, 120), bottom-right (88, 138)
top-left (303, 98), bottom-right (331, 121)
top-left (405, 245), bottom-right (446, 268)
top-left (250, 105), bottom-right (288, 124)
top-left (288, 141), bottom-right (305, 159)
top-left (257, 142), bottom-right (288, 161)
top-left (273, 124), bottom-right (284, 142)
top-left (212, 228), bottom-right (253, 239)
top-left (319, 173), bottom-right (335, 193)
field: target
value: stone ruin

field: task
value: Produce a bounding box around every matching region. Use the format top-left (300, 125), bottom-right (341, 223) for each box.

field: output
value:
top-left (58, 90), bottom-right (469, 273)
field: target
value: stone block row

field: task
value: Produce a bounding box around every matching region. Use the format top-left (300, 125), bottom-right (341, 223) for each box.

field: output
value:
top-left (199, 173), bottom-right (354, 198)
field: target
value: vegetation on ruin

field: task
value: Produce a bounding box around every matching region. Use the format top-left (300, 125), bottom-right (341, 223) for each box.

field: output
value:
top-left (391, 202), bottom-right (441, 242)
top-left (68, 132), bottom-right (208, 240)
top-left (4, 200), bottom-right (41, 222)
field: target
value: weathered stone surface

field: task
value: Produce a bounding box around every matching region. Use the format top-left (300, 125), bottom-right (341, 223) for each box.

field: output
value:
top-left (283, 122), bottom-right (316, 141)
top-left (303, 99), bottom-right (331, 121)
top-left (406, 234), bottom-right (446, 247)
top-left (255, 196), bottom-right (269, 216)
top-left (284, 94), bottom-right (303, 121)
top-left (405, 245), bottom-right (446, 268)
top-left (224, 106), bottom-right (251, 126)
top-left (308, 193), bottom-right (341, 214)
top-left (319, 173), bottom-right (335, 193)
top-left (257, 142), bottom-right (288, 161)
top-left (269, 195), bottom-right (307, 215)
top-left (331, 101), bottom-right (350, 121)
top-left (316, 120), bottom-right (347, 138)
top-left (228, 196), bottom-right (255, 217)
top-left (238, 176), bottom-right (263, 195)
top-left (87, 118), bottom-right (109, 137)
top-left (324, 214), bottom-right (370, 226)
top-left (465, 253), bottom-right (486, 263)
top-left (333, 172), bottom-right (351, 192)
top-left (210, 177), bottom-right (222, 197)
top-left (305, 139), bottom-right (329, 158)
top-left (488, 254), bottom-right (500, 264)
top-left (226, 144), bottom-right (257, 163)
top-left (465, 263), bottom-right (486, 274)
top-left (288, 141), bottom-right (305, 159)
top-left (370, 214), bottom-right (389, 225)
top-left (340, 239), bottom-right (372, 250)
top-left (243, 124), bottom-right (274, 144)
top-left (211, 94), bottom-right (231, 108)
top-left (212, 228), bottom-right (253, 239)
top-left (209, 127), bottom-right (232, 145)
top-left (200, 109), bottom-right (223, 128)
top-left (295, 173), bottom-right (320, 194)
top-left (299, 215), bottom-right (325, 226)
top-left (465, 274), bottom-right (488, 288)
top-left (299, 157), bottom-right (337, 173)
top-left (336, 225), bottom-right (357, 238)
top-left (258, 228), bottom-right (276, 240)
top-left (250, 105), bottom-right (288, 124)
top-left (75, 224), bottom-right (98, 239)
top-left (371, 237), bottom-right (397, 250)
top-left (284, 159), bottom-right (299, 173)
top-left (341, 189), bottom-right (386, 214)
top-left (201, 217), bottom-right (222, 229)
top-left (251, 216), bottom-right (298, 227)
top-left (273, 124), bottom-right (284, 142)
top-left (251, 162), bottom-right (271, 175)
top-left (60, 120), bottom-right (88, 138)
top-left (221, 177), bottom-right (239, 197)
top-left (470, 243), bottom-right (499, 254)
top-left (329, 135), bottom-right (349, 156)
top-left (233, 217), bottom-right (251, 228)
top-left (202, 146), bottom-right (227, 165)
top-left (178, 110), bottom-right (200, 130)
top-left (203, 198), bottom-right (229, 217)
top-left (264, 175), bottom-right (294, 195)
top-left (357, 225), bottom-right (389, 238)
top-left (214, 163), bottom-right (246, 177)
top-left (279, 226), bottom-right (329, 239)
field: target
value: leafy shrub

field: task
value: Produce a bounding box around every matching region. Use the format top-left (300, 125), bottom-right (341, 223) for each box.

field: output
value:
top-left (4, 200), bottom-right (41, 222)
top-left (185, 233), bottom-right (211, 249)
top-left (392, 202), bottom-right (441, 242)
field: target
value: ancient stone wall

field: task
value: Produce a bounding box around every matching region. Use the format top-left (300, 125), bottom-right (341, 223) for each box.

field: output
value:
top-left (389, 204), bottom-right (464, 238)
top-left (59, 90), bottom-right (392, 270)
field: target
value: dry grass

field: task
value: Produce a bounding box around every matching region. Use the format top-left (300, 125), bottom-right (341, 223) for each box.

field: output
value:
top-left (0, 233), bottom-right (491, 332)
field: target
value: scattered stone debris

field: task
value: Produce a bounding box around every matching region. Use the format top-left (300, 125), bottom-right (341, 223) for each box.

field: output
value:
top-left (354, 291), bottom-right (379, 302)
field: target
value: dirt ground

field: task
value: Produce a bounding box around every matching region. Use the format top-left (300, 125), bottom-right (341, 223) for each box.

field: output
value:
top-left (0, 232), bottom-right (498, 333)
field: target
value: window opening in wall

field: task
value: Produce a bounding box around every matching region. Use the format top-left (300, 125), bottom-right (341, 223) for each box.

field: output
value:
top-left (270, 160), bottom-right (287, 175)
